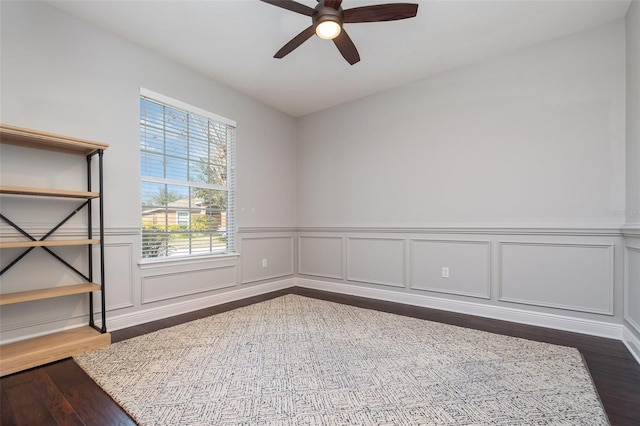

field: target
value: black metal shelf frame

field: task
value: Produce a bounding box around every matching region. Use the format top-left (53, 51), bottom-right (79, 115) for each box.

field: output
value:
top-left (0, 149), bottom-right (106, 333)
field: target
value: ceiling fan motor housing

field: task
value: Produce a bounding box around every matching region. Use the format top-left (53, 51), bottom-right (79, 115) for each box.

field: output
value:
top-left (313, 3), bottom-right (344, 29)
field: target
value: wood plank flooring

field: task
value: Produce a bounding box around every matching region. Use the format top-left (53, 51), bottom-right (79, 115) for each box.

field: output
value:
top-left (1, 287), bottom-right (639, 425)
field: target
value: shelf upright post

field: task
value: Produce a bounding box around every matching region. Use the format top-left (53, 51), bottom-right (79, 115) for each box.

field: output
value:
top-left (87, 153), bottom-right (94, 329)
top-left (99, 149), bottom-right (106, 333)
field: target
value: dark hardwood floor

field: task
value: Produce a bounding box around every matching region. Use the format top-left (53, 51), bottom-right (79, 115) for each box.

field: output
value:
top-left (2, 287), bottom-right (639, 425)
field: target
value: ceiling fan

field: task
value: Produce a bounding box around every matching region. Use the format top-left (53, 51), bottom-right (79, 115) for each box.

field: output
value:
top-left (260, 0), bottom-right (419, 65)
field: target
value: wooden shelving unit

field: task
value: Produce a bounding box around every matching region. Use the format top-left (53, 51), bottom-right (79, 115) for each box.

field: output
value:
top-left (0, 186), bottom-right (99, 199)
top-left (0, 124), bottom-right (110, 376)
top-left (0, 327), bottom-right (111, 376)
top-left (0, 124), bottom-right (109, 155)
top-left (0, 283), bottom-right (102, 306)
top-left (0, 239), bottom-right (100, 249)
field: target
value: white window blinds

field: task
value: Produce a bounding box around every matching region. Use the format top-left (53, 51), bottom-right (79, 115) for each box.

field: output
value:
top-left (140, 90), bottom-right (236, 259)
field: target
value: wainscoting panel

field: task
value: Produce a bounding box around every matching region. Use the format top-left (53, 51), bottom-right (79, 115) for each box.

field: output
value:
top-left (0, 294), bottom-right (90, 335)
top-left (410, 239), bottom-right (491, 299)
top-left (141, 265), bottom-right (237, 304)
top-left (346, 237), bottom-right (404, 287)
top-left (625, 244), bottom-right (640, 334)
top-left (298, 236), bottom-right (343, 279)
top-left (241, 236), bottom-right (294, 284)
top-left (499, 242), bottom-right (614, 315)
top-left (94, 242), bottom-right (134, 311)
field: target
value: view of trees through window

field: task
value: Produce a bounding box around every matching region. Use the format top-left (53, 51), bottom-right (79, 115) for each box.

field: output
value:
top-left (140, 95), bottom-right (235, 258)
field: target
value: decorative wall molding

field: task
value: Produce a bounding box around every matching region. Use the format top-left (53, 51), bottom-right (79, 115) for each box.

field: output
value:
top-left (296, 225), bottom-right (624, 237)
top-left (622, 225), bottom-right (640, 238)
top-left (99, 227), bottom-right (141, 236)
top-left (296, 278), bottom-right (623, 341)
top-left (141, 265), bottom-right (237, 304)
top-left (624, 244), bottom-right (640, 335)
top-left (238, 227), bottom-right (297, 234)
top-left (138, 253), bottom-right (239, 270)
top-left (346, 237), bottom-right (405, 288)
top-left (0, 305), bottom-right (93, 334)
top-left (108, 278), bottom-right (294, 331)
top-left (240, 235), bottom-right (296, 241)
top-left (297, 236), bottom-right (344, 280)
top-left (241, 271), bottom-right (294, 285)
top-left (498, 241), bottom-right (615, 315)
top-left (409, 239), bottom-right (491, 299)
top-left (0, 313), bottom-right (94, 345)
top-left (100, 242), bottom-right (134, 311)
top-left (3, 223), bottom-right (634, 363)
top-left (240, 235), bottom-right (294, 284)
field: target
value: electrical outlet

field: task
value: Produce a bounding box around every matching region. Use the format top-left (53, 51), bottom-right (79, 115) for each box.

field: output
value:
top-left (442, 267), bottom-right (450, 278)
top-left (262, 259), bottom-right (268, 268)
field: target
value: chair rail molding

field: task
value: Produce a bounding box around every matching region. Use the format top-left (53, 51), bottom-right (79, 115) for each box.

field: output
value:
top-left (295, 225), bottom-right (624, 237)
top-left (622, 224), bottom-right (640, 238)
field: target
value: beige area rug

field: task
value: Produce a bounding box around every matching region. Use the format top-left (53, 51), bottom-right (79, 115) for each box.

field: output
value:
top-left (75, 295), bottom-right (609, 425)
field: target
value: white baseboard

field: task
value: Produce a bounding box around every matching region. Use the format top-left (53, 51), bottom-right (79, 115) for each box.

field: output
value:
top-left (296, 278), bottom-right (624, 341)
top-left (106, 278), bottom-right (294, 332)
top-left (623, 325), bottom-right (640, 364)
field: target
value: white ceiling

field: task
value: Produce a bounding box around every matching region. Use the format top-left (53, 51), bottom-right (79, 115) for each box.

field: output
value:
top-left (47, 0), bottom-right (630, 117)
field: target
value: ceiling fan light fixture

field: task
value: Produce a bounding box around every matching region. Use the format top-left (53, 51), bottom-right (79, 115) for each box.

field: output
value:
top-left (261, 0), bottom-right (419, 65)
top-left (315, 19), bottom-right (341, 40)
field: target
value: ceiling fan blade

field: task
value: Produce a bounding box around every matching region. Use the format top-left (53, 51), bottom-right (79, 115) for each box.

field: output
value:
top-left (343, 3), bottom-right (418, 23)
top-left (333, 29), bottom-right (360, 65)
top-left (324, 0), bottom-right (343, 9)
top-left (260, 0), bottom-right (314, 16)
top-left (274, 25), bottom-right (316, 59)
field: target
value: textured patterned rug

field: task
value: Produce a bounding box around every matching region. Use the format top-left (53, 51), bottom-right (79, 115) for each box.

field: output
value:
top-left (75, 295), bottom-right (609, 425)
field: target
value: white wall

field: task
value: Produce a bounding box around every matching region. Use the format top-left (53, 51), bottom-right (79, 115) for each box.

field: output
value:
top-left (0, 1), bottom-right (297, 343)
top-left (296, 20), bottom-right (628, 340)
top-left (0, 1), bottom-right (296, 230)
top-left (297, 21), bottom-right (626, 228)
top-left (627, 2), bottom-right (640, 227)
top-left (624, 0), bottom-right (640, 361)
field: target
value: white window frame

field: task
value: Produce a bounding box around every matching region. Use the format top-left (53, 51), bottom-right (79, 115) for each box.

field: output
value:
top-left (140, 88), bottom-right (236, 262)
top-left (176, 211), bottom-right (190, 226)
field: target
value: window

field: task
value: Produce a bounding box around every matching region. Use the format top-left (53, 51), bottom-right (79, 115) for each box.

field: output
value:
top-left (140, 89), bottom-right (236, 259)
top-left (176, 211), bottom-right (190, 226)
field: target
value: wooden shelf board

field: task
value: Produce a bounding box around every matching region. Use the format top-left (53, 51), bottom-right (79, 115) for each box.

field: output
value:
top-left (0, 124), bottom-right (109, 155)
top-left (0, 239), bottom-right (99, 249)
top-left (0, 283), bottom-right (101, 306)
top-left (0, 186), bottom-right (99, 199)
top-left (0, 326), bottom-right (110, 377)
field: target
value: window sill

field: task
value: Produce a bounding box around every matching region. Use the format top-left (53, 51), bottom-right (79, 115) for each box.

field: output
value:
top-left (138, 252), bottom-right (239, 270)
